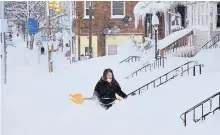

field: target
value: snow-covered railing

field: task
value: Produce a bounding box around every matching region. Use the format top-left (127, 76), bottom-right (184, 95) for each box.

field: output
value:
top-left (180, 32), bottom-right (220, 58)
top-left (128, 61), bottom-right (201, 96)
top-left (160, 29), bottom-right (194, 56)
top-left (180, 92), bottom-right (220, 127)
top-left (201, 32), bottom-right (220, 49)
top-left (125, 56), bottom-right (166, 79)
top-left (119, 56), bottom-right (141, 64)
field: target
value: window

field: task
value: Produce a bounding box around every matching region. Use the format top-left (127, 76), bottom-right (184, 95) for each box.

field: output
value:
top-left (201, 4), bottom-right (204, 26)
top-left (111, 1), bottom-right (125, 18)
top-left (145, 14), bottom-right (152, 37)
top-left (217, 2), bottom-right (220, 28)
top-left (107, 45), bottom-right (117, 55)
top-left (85, 47), bottom-right (93, 56)
top-left (85, 1), bottom-right (94, 17)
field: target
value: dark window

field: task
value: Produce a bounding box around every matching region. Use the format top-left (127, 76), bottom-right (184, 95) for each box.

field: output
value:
top-left (217, 2), bottom-right (220, 27)
top-left (85, 1), bottom-right (94, 16)
top-left (112, 1), bottom-right (124, 16)
top-left (145, 14), bottom-right (152, 37)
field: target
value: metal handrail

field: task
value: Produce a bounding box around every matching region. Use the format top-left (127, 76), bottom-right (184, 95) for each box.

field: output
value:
top-left (125, 56), bottom-right (167, 79)
top-left (201, 33), bottom-right (220, 49)
top-left (128, 61), bottom-right (199, 96)
top-left (180, 92), bottom-right (220, 126)
top-left (119, 56), bottom-right (141, 64)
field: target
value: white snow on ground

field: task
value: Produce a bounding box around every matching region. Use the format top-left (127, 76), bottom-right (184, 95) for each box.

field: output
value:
top-left (1, 36), bottom-right (220, 135)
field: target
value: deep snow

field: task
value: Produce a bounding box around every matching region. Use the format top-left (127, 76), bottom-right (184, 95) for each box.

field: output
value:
top-left (1, 36), bottom-right (220, 135)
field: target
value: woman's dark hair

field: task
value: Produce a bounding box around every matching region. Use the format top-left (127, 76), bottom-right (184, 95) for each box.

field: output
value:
top-left (102, 68), bottom-right (115, 81)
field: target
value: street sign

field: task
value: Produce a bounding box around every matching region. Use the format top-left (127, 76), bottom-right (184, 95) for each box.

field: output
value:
top-left (28, 18), bottom-right (38, 34)
top-left (41, 35), bottom-right (47, 41)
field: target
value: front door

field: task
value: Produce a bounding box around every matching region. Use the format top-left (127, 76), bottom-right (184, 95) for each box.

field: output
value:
top-left (177, 5), bottom-right (186, 28)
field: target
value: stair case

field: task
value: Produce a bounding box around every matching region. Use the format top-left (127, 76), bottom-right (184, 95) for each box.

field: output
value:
top-left (160, 29), bottom-right (194, 57)
top-left (162, 32), bottom-right (220, 57)
top-left (180, 92), bottom-right (220, 127)
top-left (119, 56), bottom-right (141, 64)
top-left (127, 61), bottom-right (203, 96)
top-left (201, 32), bottom-right (220, 49)
top-left (183, 32), bottom-right (220, 57)
top-left (125, 56), bottom-right (166, 79)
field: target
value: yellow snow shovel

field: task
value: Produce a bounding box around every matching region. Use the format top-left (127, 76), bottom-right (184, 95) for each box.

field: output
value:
top-left (69, 93), bottom-right (121, 104)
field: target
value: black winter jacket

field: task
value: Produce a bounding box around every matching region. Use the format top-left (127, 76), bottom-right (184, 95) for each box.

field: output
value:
top-left (93, 79), bottom-right (127, 105)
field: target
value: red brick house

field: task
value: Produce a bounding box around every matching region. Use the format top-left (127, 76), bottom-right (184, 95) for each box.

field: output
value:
top-left (74, 1), bottom-right (144, 57)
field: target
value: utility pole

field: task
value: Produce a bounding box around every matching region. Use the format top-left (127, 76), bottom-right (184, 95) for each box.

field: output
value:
top-left (89, 1), bottom-right (92, 59)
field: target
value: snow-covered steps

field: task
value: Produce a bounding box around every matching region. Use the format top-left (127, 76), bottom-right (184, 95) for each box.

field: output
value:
top-left (119, 56), bottom-right (141, 64)
top-left (173, 32), bottom-right (220, 58)
top-left (125, 56), bottom-right (166, 79)
top-left (201, 33), bottom-right (220, 49)
top-left (159, 28), bottom-right (194, 56)
top-left (127, 61), bottom-right (203, 96)
top-left (180, 91), bottom-right (220, 127)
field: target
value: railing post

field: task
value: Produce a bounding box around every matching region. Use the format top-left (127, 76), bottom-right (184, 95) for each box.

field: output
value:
top-left (187, 63), bottom-right (189, 75)
top-left (210, 98), bottom-right (212, 112)
top-left (157, 59), bottom-right (159, 68)
top-left (199, 65), bottom-right (202, 74)
top-left (160, 57), bottom-right (161, 66)
top-left (193, 109), bottom-right (196, 123)
top-left (184, 113), bottom-right (187, 127)
top-left (162, 57), bottom-right (164, 68)
top-left (193, 66), bottom-right (196, 76)
top-left (159, 77), bottom-right (162, 85)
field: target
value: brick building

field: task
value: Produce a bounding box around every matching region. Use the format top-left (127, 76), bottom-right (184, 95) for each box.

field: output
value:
top-left (74, 1), bottom-right (144, 57)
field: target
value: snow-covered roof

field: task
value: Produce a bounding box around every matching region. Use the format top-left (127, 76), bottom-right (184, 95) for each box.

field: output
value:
top-left (134, 1), bottom-right (171, 16)
top-left (133, 1), bottom-right (172, 28)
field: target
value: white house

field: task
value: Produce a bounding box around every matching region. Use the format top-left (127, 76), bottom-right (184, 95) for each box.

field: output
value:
top-left (134, 1), bottom-right (220, 48)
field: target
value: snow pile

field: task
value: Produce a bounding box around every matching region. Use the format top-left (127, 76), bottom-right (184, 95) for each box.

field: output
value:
top-left (117, 39), bottom-right (145, 57)
top-left (2, 37), bottom-right (220, 135)
top-left (194, 48), bottom-right (220, 72)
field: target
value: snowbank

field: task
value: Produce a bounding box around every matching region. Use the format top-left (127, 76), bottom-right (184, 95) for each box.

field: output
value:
top-left (2, 36), bottom-right (220, 135)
